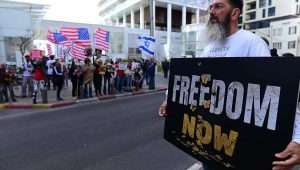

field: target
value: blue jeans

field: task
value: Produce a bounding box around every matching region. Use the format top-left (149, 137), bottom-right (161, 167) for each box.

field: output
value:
top-left (84, 81), bottom-right (93, 98)
top-left (116, 76), bottom-right (124, 92)
top-left (148, 75), bottom-right (155, 89)
top-left (126, 75), bottom-right (132, 90)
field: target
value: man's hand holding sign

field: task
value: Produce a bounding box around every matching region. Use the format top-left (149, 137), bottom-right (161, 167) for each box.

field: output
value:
top-left (162, 58), bottom-right (300, 170)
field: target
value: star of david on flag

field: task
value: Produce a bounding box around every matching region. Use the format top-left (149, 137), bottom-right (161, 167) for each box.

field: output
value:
top-left (137, 35), bottom-right (156, 56)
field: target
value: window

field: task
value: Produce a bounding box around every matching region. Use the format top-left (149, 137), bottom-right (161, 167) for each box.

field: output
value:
top-left (259, 0), bottom-right (266, 8)
top-left (268, 0), bottom-right (272, 6)
top-left (268, 7), bottom-right (276, 16)
top-left (289, 26), bottom-right (297, 35)
top-left (262, 9), bottom-right (266, 18)
top-left (272, 29), bottom-right (276, 36)
top-left (111, 32), bottom-right (124, 53)
top-left (273, 42), bottom-right (282, 49)
top-left (4, 37), bottom-right (17, 62)
top-left (297, 5), bottom-right (300, 15)
top-left (272, 28), bottom-right (283, 36)
top-left (288, 41), bottom-right (296, 49)
top-left (246, 12), bottom-right (256, 20)
top-left (278, 28), bottom-right (283, 36)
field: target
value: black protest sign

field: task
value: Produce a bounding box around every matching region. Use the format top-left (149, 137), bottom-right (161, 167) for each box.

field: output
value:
top-left (164, 58), bottom-right (300, 170)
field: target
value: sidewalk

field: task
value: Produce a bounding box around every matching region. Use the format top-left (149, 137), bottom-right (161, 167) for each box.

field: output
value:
top-left (0, 74), bottom-right (169, 109)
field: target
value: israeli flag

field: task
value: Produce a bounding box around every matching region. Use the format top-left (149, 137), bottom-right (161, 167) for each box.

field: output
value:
top-left (138, 35), bottom-right (156, 56)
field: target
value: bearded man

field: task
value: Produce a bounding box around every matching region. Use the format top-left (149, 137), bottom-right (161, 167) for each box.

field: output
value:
top-left (159, 0), bottom-right (300, 169)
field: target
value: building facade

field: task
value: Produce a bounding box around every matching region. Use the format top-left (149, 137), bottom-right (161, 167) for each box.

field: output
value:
top-left (97, 0), bottom-right (209, 58)
top-left (270, 17), bottom-right (300, 56)
top-left (243, 0), bottom-right (299, 46)
top-left (0, 0), bottom-right (49, 65)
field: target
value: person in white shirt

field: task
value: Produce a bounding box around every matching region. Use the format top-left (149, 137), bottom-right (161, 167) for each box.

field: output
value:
top-left (46, 55), bottom-right (56, 90)
top-left (21, 55), bottom-right (33, 97)
top-left (159, 0), bottom-right (300, 169)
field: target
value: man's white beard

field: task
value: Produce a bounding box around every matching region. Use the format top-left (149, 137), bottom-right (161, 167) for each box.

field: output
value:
top-left (205, 21), bottom-right (227, 43)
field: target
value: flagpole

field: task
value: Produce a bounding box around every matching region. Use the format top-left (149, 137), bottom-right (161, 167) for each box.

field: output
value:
top-left (93, 32), bottom-right (96, 63)
top-left (55, 29), bottom-right (59, 58)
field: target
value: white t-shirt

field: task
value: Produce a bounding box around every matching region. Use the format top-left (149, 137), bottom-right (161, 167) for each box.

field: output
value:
top-left (23, 61), bottom-right (33, 77)
top-left (201, 29), bottom-right (300, 144)
top-left (202, 30), bottom-right (270, 57)
top-left (47, 59), bottom-right (56, 75)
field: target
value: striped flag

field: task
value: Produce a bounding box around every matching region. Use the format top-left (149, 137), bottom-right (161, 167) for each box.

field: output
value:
top-left (60, 40), bottom-right (73, 48)
top-left (70, 43), bottom-right (86, 61)
top-left (47, 30), bottom-right (56, 43)
top-left (46, 43), bottom-right (53, 55)
top-left (60, 27), bottom-right (91, 48)
top-left (60, 27), bottom-right (79, 41)
top-left (137, 35), bottom-right (156, 56)
top-left (95, 28), bottom-right (110, 51)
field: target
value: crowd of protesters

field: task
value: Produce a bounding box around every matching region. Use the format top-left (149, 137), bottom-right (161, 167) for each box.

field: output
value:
top-left (0, 52), bottom-right (159, 104)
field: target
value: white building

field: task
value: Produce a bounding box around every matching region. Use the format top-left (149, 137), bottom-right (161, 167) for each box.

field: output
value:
top-left (97, 0), bottom-right (209, 58)
top-left (0, 0), bottom-right (49, 65)
top-left (270, 17), bottom-right (300, 56)
top-left (243, 0), bottom-right (299, 45)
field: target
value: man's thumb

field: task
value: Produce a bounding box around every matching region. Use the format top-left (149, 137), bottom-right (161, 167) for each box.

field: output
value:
top-left (275, 148), bottom-right (291, 159)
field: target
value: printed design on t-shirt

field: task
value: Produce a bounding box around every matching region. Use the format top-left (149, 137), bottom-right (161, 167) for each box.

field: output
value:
top-left (207, 46), bottom-right (229, 57)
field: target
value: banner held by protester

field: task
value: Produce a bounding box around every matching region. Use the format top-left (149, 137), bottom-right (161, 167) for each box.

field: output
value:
top-left (164, 57), bottom-right (300, 170)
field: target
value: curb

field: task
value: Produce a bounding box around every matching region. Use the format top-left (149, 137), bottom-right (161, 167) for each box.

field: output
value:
top-left (0, 87), bottom-right (167, 109)
top-left (0, 104), bottom-right (7, 109)
top-left (4, 101), bottom-right (77, 109)
top-left (76, 97), bottom-right (99, 104)
top-left (50, 101), bottom-right (76, 108)
top-left (98, 95), bottom-right (116, 101)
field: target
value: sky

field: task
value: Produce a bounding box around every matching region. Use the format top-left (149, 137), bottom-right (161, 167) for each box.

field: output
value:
top-left (17, 0), bottom-right (100, 24)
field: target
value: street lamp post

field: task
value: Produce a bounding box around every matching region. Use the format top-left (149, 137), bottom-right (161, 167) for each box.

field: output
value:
top-left (149, 0), bottom-right (154, 36)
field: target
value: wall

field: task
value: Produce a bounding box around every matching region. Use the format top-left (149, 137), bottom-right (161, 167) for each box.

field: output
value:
top-left (0, 8), bottom-right (32, 64)
top-left (0, 8), bottom-right (32, 37)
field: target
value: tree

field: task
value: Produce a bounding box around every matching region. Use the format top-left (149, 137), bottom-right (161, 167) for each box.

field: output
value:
top-left (17, 37), bottom-right (32, 57)
top-left (16, 30), bottom-right (41, 63)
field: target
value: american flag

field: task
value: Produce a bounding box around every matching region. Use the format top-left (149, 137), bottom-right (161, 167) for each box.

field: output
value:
top-left (60, 40), bottom-right (73, 48)
top-left (70, 43), bottom-right (86, 61)
top-left (60, 27), bottom-right (79, 41)
top-left (46, 43), bottom-right (53, 55)
top-left (60, 27), bottom-right (91, 47)
top-left (47, 30), bottom-right (56, 43)
top-left (54, 33), bottom-right (67, 43)
top-left (76, 28), bottom-right (91, 47)
top-left (95, 28), bottom-right (110, 51)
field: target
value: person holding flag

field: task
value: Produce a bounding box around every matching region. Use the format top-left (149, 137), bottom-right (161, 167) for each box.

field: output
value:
top-left (137, 35), bottom-right (157, 90)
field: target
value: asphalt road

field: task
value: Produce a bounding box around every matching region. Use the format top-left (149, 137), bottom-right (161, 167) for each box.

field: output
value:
top-left (0, 92), bottom-right (196, 170)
